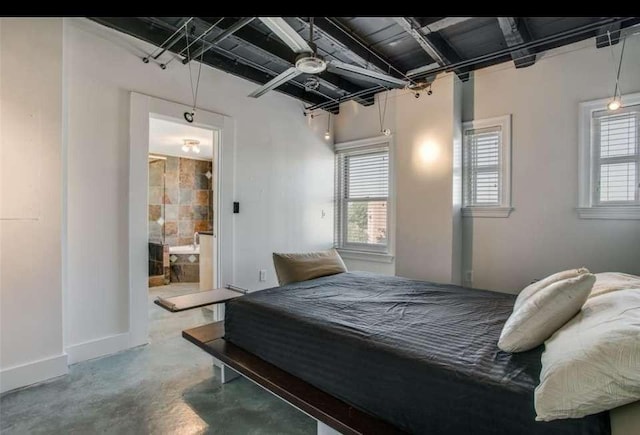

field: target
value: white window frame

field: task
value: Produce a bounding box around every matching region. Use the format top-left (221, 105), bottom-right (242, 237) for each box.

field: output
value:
top-left (335, 135), bottom-right (394, 263)
top-left (462, 115), bottom-right (513, 218)
top-left (578, 92), bottom-right (640, 220)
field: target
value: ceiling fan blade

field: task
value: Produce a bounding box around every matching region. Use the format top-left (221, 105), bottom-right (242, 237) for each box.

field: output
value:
top-left (248, 67), bottom-right (302, 98)
top-left (258, 17), bottom-right (312, 54)
top-left (327, 60), bottom-right (408, 88)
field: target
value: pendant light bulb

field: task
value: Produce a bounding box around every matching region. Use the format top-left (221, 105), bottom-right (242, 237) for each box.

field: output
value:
top-left (607, 98), bottom-right (621, 111)
top-left (193, 145), bottom-right (201, 154)
top-left (182, 145), bottom-right (190, 152)
top-left (324, 112), bottom-right (331, 141)
top-left (606, 33), bottom-right (626, 112)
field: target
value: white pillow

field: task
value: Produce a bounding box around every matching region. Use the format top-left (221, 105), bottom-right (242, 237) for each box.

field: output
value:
top-left (498, 273), bottom-right (595, 353)
top-left (535, 288), bottom-right (640, 421)
top-left (514, 267), bottom-right (589, 311)
top-left (589, 272), bottom-right (640, 299)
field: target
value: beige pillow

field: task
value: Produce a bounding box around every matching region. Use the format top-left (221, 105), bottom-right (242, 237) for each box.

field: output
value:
top-left (513, 267), bottom-right (589, 311)
top-left (272, 249), bottom-right (347, 286)
top-left (498, 273), bottom-right (595, 353)
top-left (535, 288), bottom-right (640, 421)
top-left (589, 272), bottom-right (640, 299)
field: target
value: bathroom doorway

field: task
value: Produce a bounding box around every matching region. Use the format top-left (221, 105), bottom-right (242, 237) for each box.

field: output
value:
top-left (129, 93), bottom-right (234, 347)
top-left (147, 116), bottom-right (218, 296)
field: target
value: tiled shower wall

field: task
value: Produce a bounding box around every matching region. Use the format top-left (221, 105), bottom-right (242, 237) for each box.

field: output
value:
top-left (149, 156), bottom-right (213, 246)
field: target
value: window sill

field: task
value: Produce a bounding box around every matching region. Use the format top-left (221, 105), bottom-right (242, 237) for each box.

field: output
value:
top-left (576, 206), bottom-right (640, 220)
top-left (337, 249), bottom-right (394, 264)
top-left (462, 207), bottom-right (513, 218)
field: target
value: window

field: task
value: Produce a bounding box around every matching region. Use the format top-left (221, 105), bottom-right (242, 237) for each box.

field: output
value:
top-left (335, 139), bottom-right (390, 255)
top-left (578, 93), bottom-right (640, 219)
top-left (462, 115), bottom-right (512, 217)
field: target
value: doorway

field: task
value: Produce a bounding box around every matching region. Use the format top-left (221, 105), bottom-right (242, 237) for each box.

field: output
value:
top-left (129, 93), bottom-right (235, 348)
top-left (147, 117), bottom-right (217, 298)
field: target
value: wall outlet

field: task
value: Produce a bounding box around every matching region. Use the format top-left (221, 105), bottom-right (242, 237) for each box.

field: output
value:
top-left (465, 270), bottom-right (473, 283)
top-left (259, 269), bottom-right (267, 282)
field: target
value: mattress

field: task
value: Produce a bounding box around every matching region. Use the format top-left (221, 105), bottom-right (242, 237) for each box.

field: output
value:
top-left (224, 272), bottom-right (609, 434)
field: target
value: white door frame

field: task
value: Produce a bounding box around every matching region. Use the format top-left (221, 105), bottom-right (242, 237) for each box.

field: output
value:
top-left (129, 92), bottom-right (235, 347)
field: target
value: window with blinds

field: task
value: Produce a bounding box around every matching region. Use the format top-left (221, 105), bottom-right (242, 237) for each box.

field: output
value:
top-left (335, 147), bottom-right (389, 252)
top-left (463, 125), bottom-right (503, 207)
top-left (592, 106), bottom-right (640, 206)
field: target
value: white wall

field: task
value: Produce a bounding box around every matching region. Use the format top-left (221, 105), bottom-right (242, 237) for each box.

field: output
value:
top-left (0, 18), bottom-right (67, 392)
top-left (462, 37), bottom-right (640, 293)
top-left (64, 18), bottom-right (333, 348)
top-left (395, 75), bottom-right (462, 283)
top-left (1, 17), bottom-right (334, 391)
top-left (335, 76), bottom-right (462, 283)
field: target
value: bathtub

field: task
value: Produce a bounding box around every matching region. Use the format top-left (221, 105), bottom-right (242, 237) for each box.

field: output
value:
top-left (169, 244), bottom-right (200, 255)
top-left (169, 245), bottom-right (200, 283)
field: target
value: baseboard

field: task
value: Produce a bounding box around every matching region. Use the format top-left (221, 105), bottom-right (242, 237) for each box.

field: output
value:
top-left (0, 354), bottom-right (68, 394)
top-left (66, 332), bottom-right (130, 364)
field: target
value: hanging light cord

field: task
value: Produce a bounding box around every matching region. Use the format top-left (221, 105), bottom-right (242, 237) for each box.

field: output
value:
top-left (184, 27), bottom-right (205, 113)
top-left (377, 91), bottom-right (389, 133)
top-left (607, 31), bottom-right (627, 100)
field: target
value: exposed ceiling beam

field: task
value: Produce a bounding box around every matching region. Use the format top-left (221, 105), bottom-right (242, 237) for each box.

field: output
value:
top-left (406, 62), bottom-right (439, 77)
top-left (142, 17), bottom-right (345, 109)
top-left (408, 16), bottom-right (632, 83)
top-left (497, 17), bottom-right (536, 68)
top-left (395, 17), bottom-right (468, 80)
top-left (290, 18), bottom-right (386, 75)
top-left (419, 17), bottom-right (473, 33)
top-left (312, 17), bottom-right (406, 79)
top-left (200, 17), bottom-right (374, 105)
top-left (309, 17), bottom-right (637, 113)
top-left (394, 17), bottom-right (446, 65)
top-left (595, 19), bottom-right (622, 48)
top-left (88, 17), bottom-right (339, 112)
top-left (182, 17), bottom-right (255, 64)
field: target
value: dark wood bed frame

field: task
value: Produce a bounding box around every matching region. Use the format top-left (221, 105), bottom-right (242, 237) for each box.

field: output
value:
top-left (183, 322), bottom-right (404, 435)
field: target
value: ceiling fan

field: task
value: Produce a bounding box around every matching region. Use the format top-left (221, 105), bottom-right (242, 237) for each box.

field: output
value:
top-left (248, 17), bottom-right (408, 98)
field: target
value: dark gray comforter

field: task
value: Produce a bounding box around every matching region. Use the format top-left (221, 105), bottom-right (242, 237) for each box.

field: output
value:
top-left (225, 272), bottom-right (609, 434)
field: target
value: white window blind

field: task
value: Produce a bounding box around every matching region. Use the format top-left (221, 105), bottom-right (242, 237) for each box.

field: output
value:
top-left (335, 148), bottom-right (389, 252)
top-left (593, 106), bottom-right (640, 205)
top-left (463, 126), bottom-right (502, 206)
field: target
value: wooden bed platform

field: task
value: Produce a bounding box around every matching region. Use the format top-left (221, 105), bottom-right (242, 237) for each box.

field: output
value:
top-left (183, 322), bottom-right (403, 435)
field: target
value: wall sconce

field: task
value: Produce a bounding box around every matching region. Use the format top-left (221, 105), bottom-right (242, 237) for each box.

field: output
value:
top-left (418, 141), bottom-right (440, 164)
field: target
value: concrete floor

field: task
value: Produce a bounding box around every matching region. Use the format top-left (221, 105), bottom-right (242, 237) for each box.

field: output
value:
top-left (0, 284), bottom-right (315, 434)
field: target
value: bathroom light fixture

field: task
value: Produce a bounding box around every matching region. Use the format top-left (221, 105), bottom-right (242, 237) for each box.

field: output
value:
top-left (606, 32), bottom-right (626, 111)
top-left (182, 139), bottom-right (201, 154)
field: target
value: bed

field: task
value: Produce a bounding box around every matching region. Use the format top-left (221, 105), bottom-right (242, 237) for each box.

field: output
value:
top-left (224, 271), bottom-right (610, 434)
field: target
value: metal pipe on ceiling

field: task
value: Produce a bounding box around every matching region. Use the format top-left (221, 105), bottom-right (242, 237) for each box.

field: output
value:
top-left (410, 16), bottom-right (633, 81)
top-left (140, 17), bottom-right (340, 104)
top-left (182, 17), bottom-right (255, 64)
top-left (322, 17), bottom-right (417, 85)
top-left (146, 17), bottom-right (193, 60)
top-left (306, 16), bottom-right (636, 113)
